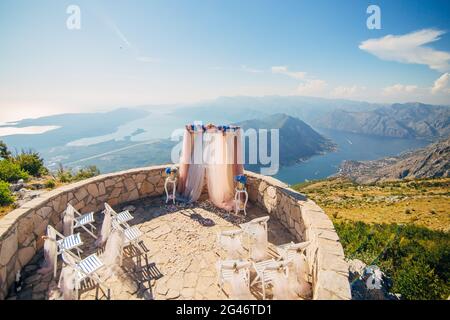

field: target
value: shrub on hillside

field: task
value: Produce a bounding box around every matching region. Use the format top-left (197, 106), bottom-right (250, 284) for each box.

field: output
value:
top-left (394, 259), bottom-right (444, 300)
top-left (44, 179), bottom-right (56, 189)
top-left (0, 181), bottom-right (14, 206)
top-left (14, 151), bottom-right (47, 177)
top-left (0, 159), bottom-right (29, 183)
top-left (56, 164), bottom-right (100, 183)
top-left (73, 165), bottom-right (100, 181)
top-left (335, 221), bottom-right (450, 300)
top-left (0, 140), bottom-right (11, 160)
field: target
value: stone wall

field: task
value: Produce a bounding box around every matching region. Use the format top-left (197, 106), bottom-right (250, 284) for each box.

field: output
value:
top-left (0, 165), bottom-right (351, 300)
top-left (0, 165), bottom-right (167, 299)
top-left (245, 171), bottom-right (351, 300)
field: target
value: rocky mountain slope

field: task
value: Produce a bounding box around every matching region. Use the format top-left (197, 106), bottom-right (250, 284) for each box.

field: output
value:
top-left (235, 113), bottom-right (336, 166)
top-left (337, 137), bottom-right (450, 183)
top-left (316, 103), bottom-right (450, 139)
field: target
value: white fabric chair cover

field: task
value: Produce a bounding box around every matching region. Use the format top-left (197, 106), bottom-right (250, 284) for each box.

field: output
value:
top-left (58, 253), bottom-right (77, 300)
top-left (250, 223), bottom-right (268, 261)
top-left (95, 210), bottom-right (112, 247)
top-left (101, 228), bottom-right (125, 278)
top-left (63, 205), bottom-right (75, 236)
top-left (38, 226), bottom-right (57, 275)
top-left (229, 271), bottom-right (252, 300)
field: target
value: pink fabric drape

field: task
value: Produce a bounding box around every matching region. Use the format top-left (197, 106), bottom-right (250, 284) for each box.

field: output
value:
top-left (232, 129), bottom-right (244, 177)
top-left (178, 125), bottom-right (244, 212)
top-left (177, 129), bottom-right (192, 195)
top-left (182, 131), bottom-right (205, 202)
top-left (205, 131), bottom-right (235, 210)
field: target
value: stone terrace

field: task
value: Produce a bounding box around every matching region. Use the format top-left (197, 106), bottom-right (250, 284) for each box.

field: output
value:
top-left (7, 197), bottom-right (298, 300)
top-left (0, 166), bottom-right (351, 300)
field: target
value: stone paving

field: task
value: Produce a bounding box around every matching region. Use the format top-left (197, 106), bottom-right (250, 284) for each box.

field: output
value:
top-left (7, 197), bottom-right (300, 300)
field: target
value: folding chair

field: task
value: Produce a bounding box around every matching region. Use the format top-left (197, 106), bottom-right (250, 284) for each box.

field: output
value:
top-left (61, 251), bottom-right (110, 300)
top-left (111, 218), bottom-right (144, 265)
top-left (217, 229), bottom-right (246, 259)
top-left (276, 241), bottom-right (311, 261)
top-left (65, 204), bottom-right (97, 239)
top-left (44, 225), bottom-right (84, 277)
top-left (104, 203), bottom-right (134, 227)
top-left (217, 260), bottom-right (251, 296)
top-left (239, 216), bottom-right (270, 260)
top-left (251, 259), bottom-right (291, 300)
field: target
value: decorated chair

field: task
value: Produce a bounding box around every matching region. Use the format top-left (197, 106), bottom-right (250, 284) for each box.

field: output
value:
top-left (64, 204), bottom-right (97, 239)
top-left (217, 229), bottom-right (246, 259)
top-left (217, 260), bottom-right (252, 298)
top-left (239, 216), bottom-right (270, 261)
top-left (60, 251), bottom-right (110, 300)
top-left (104, 203), bottom-right (134, 227)
top-left (42, 225), bottom-right (84, 277)
top-left (251, 259), bottom-right (291, 300)
top-left (276, 241), bottom-right (311, 261)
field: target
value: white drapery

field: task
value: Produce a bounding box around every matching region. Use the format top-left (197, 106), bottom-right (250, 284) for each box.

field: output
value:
top-left (38, 227), bottom-right (57, 275)
top-left (100, 228), bottom-right (125, 278)
top-left (63, 205), bottom-right (75, 236)
top-left (177, 126), bottom-right (244, 211)
top-left (95, 210), bottom-right (112, 247)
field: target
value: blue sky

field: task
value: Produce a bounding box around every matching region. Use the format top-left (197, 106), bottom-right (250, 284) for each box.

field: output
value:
top-left (0, 0), bottom-right (449, 121)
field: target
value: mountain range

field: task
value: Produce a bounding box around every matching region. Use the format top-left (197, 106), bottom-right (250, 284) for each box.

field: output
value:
top-left (337, 137), bottom-right (450, 184)
top-left (1, 96), bottom-right (449, 176)
top-left (316, 103), bottom-right (450, 139)
top-left (235, 113), bottom-right (336, 166)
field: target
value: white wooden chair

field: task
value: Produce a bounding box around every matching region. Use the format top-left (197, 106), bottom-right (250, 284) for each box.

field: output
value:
top-left (276, 241), bottom-right (311, 261)
top-left (239, 216), bottom-right (270, 260)
top-left (217, 229), bottom-right (246, 259)
top-left (44, 225), bottom-right (84, 277)
top-left (251, 259), bottom-right (291, 300)
top-left (104, 203), bottom-right (134, 227)
top-left (65, 204), bottom-right (97, 239)
top-left (110, 217), bottom-right (144, 265)
top-left (61, 251), bottom-right (110, 300)
top-left (239, 216), bottom-right (270, 238)
top-left (217, 260), bottom-right (251, 295)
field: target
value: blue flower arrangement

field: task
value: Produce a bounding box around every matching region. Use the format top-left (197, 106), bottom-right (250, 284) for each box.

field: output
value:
top-left (165, 167), bottom-right (178, 175)
top-left (234, 174), bottom-right (247, 184)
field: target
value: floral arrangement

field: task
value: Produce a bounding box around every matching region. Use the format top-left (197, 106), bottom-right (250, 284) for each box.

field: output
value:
top-left (165, 166), bottom-right (178, 178)
top-left (186, 124), bottom-right (241, 133)
top-left (234, 174), bottom-right (247, 190)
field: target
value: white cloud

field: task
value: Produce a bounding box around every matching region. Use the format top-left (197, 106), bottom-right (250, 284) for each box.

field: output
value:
top-left (431, 73), bottom-right (450, 94)
top-left (271, 66), bottom-right (307, 80)
top-left (331, 85), bottom-right (366, 98)
top-left (359, 29), bottom-right (450, 72)
top-left (241, 65), bottom-right (264, 73)
top-left (296, 79), bottom-right (327, 96)
top-left (382, 84), bottom-right (418, 96)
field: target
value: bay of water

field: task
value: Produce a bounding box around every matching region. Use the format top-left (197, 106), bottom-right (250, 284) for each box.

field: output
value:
top-left (274, 129), bottom-right (430, 185)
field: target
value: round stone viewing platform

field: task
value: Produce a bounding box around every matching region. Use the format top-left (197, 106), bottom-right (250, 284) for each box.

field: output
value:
top-left (0, 165), bottom-right (351, 300)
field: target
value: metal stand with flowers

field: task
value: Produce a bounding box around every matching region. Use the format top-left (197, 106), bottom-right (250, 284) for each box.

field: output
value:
top-left (165, 167), bottom-right (178, 204)
top-left (234, 174), bottom-right (248, 216)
